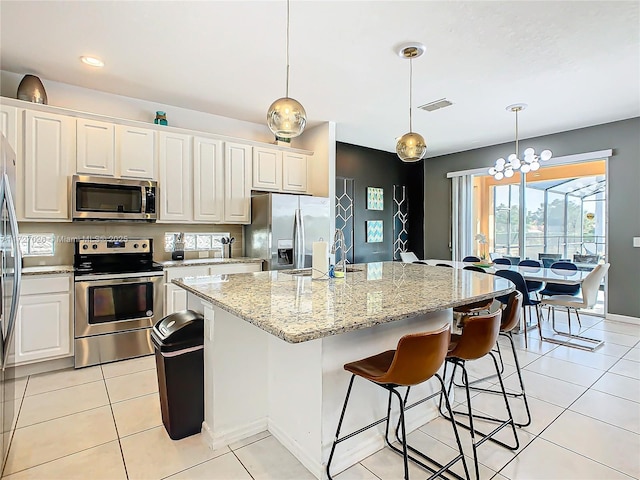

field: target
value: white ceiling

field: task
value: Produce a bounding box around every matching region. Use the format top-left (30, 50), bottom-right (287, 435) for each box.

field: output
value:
top-left (1, 1), bottom-right (638, 157)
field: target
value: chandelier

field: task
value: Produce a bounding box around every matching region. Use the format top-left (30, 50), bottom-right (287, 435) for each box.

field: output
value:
top-left (266, 0), bottom-right (306, 139)
top-left (489, 104), bottom-right (552, 180)
top-left (395, 43), bottom-right (427, 162)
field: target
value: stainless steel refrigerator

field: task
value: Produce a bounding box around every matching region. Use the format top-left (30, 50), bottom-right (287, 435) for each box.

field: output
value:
top-left (0, 133), bottom-right (21, 473)
top-left (244, 193), bottom-right (330, 271)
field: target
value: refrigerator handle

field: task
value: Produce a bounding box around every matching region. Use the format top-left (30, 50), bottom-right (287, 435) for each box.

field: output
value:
top-left (298, 209), bottom-right (306, 268)
top-left (293, 209), bottom-right (304, 269)
top-left (3, 173), bottom-right (22, 369)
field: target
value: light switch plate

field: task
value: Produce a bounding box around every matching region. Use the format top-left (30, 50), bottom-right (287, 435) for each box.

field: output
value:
top-left (633, 237), bottom-right (640, 248)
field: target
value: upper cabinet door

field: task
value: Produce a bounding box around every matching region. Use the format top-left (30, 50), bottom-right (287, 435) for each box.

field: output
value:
top-left (23, 110), bottom-right (75, 220)
top-left (158, 132), bottom-right (192, 222)
top-left (282, 152), bottom-right (308, 193)
top-left (252, 147), bottom-right (282, 191)
top-left (0, 104), bottom-right (19, 153)
top-left (116, 125), bottom-right (156, 179)
top-left (193, 137), bottom-right (224, 223)
top-left (76, 119), bottom-right (115, 176)
top-left (224, 142), bottom-right (252, 224)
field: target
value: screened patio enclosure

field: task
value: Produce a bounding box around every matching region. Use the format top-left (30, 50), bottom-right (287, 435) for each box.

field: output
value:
top-left (492, 174), bottom-right (606, 264)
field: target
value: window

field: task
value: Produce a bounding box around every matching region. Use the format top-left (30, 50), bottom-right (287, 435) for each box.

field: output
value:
top-left (164, 232), bottom-right (230, 256)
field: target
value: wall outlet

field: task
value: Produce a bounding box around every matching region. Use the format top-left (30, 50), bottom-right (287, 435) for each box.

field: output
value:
top-left (199, 251), bottom-right (210, 258)
top-left (633, 237), bottom-right (640, 248)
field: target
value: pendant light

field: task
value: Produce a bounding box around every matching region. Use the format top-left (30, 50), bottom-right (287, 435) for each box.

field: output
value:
top-left (489, 104), bottom-right (553, 180)
top-left (396, 43), bottom-right (427, 162)
top-left (266, 0), bottom-right (306, 139)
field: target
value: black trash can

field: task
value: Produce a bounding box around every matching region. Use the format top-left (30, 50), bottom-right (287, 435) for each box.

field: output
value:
top-left (151, 310), bottom-right (205, 440)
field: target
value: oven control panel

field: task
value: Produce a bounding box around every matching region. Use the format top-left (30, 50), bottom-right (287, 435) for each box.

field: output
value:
top-left (77, 239), bottom-right (152, 255)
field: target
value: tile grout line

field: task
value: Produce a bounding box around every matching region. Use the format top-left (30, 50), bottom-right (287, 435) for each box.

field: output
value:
top-left (3, 374), bottom-right (30, 477)
top-left (101, 365), bottom-right (130, 480)
top-left (230, 449), bottom-right (256, 480)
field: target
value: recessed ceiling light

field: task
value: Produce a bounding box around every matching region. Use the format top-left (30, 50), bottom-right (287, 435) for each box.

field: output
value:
top-left (80, 56), bottom-right (104, 67)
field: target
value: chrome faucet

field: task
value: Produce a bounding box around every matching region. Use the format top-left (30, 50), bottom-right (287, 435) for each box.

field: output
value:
top-left (331, 229), bottom-right (346, 275)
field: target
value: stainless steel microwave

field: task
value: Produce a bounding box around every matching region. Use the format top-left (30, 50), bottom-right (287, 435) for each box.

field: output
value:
top-left (72, 175), bottom-right (157, 221)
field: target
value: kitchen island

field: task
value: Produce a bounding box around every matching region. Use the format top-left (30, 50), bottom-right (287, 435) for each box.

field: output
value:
top-left (173, 262), bottom-right (513, 479)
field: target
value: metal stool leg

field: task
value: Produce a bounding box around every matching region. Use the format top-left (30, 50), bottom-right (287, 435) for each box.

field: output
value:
top-left (326, 375), bottom-right (356, 480)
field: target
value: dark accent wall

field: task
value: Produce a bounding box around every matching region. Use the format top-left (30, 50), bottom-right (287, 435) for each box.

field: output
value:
top-left (423, 117), bottom-right (640, 318)
top-left (336, 142), bottom-right (424, 263)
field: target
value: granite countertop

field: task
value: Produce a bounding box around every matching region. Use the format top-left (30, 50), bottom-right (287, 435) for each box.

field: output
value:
top-left (173, 262), bottom-right (514, 344)
top-left (159, 257), bottom-right (264, 268)
top-left (22, 265), bottom-right (75, 276)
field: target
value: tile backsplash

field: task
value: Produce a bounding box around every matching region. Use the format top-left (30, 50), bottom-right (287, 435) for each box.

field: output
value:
top-left (18, 222), bottom-right (244, 267)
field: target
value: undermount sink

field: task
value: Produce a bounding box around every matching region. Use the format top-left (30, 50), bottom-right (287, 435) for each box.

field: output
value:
top-left (281, 268), bottom-right (312, 276)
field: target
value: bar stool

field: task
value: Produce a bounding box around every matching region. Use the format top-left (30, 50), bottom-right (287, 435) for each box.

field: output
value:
top-left (455, 291), bottom-right (532, 428)
top-left (440, 311), bottom-right (519, 480)
top-left (326, 324), bottom-right (470, 480)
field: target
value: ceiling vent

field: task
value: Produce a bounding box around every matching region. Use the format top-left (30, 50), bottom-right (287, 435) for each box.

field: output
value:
top-left (418, 98), bottom-right (453, 112)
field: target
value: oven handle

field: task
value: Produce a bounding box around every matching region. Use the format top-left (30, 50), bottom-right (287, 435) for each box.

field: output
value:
top-left (74, 271), bottom-right (164, 282)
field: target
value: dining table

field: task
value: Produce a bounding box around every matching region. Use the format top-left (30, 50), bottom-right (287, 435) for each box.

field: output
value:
top-left (423, 259), bottom-right (590, 285)
top-left (422, 259), bottom-right (604, 351)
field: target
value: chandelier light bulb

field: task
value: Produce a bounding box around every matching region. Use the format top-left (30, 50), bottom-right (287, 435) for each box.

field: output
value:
top-left (511, 158), bottom-right (521, 169)
top-left (488, 167), bottom-right (497, 175)
top-left (523, 147), bottom-right (535, 157)
top-left (521, 163), bottom-right (531, 173)
top-left (508, 153), bottom-right (517, 162)
top-left (540, 149), bottom-right (553, 161)
top-left (530, 161), bottom-right (540, 171)
top-left (496, 158), bottom-right (505, 166)
top-left (495, 163), bottom-right (504, 172)
top-left (495, 171), bottom-right (504, 180)
top-left (504, 168), bottom-right (514, 178)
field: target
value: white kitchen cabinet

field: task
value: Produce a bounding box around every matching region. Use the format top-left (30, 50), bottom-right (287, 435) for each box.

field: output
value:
top-left (0, 104), bottom-right (19, 153)
top-left (76, 118), bottom-right (115, 176)
top-left (224, 142), bottom-right (252, 224)
top-left (11, 275), bottom-right (72, 366)
top-left (163, 262), bottom-right (262, 315)
top-left (158, 131), bottom-right (192, 222)
top-left (23, 110), bottom-right (75, 220)
top-left (282, 152), bottom-right (308, 192)
top-left (252, 147), bottom-right (282, 191)
top-left (116, 124), bottom-right (156, 179)
top-left (193, 137), bottom-right (224, 223)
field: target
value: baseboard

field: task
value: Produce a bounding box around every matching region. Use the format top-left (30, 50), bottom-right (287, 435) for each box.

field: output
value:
top-left (606, 313), bottom-right (640, 325)
top-left (267, 418), bottom-right (378, 480)
top-left (13, 356), bottom-right (74, 379)
top-left (201, 418), bottom-right (268, 450)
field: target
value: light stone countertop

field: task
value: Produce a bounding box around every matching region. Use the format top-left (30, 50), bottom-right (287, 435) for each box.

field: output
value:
top-left (22, 265), bottom-right (75, 276)
top-left (158, 257), bottom-right (264, 268)
top-left (173, 262), bottom-right (514, 344)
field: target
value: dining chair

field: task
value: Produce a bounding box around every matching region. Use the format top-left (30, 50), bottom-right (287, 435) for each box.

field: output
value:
top-left (539, 263), bottom-right (610, 351)
top-left (493, 258), bottom-right (511, 265)
top-left (539, 260), bottom-right (581, 326)
top-left (463, 265), bottom-right (487, 273)
top-left (494, 269), bottom-right (542, 348)
top-left (436, 263), bottom-right (454, 268)
top-left (518, 259), bottom-right (544, 297)
top-left (412, 261), bottom-right (429, 265)
top-left (463, 256), bottom-right (481, 262)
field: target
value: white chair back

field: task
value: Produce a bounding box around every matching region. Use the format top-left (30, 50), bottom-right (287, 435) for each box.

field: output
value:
top-left (400, 251), bottom-right (419, 263)
top-left (581, 263), bottom-right (610, 308)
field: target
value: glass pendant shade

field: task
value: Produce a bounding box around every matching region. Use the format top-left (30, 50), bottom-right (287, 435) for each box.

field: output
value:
top-left (396, 132), bottom-right (427, 162)
top-left (267, 96), bottom-right (306, 139)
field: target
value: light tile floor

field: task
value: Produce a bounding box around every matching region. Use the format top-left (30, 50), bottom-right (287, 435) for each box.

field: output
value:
top-left (2, 311), bottom-right (639, 480)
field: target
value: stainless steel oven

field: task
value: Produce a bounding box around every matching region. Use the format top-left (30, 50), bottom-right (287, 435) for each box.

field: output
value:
top-left (74, 239), bottom-right (164, 367)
